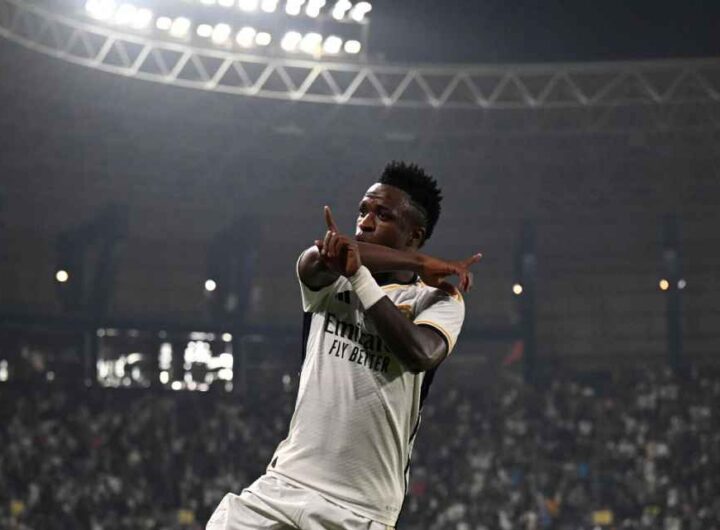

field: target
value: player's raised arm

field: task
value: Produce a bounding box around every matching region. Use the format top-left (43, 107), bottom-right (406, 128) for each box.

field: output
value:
top-left (316, 206), bottom-right (481, 292)
top-left (297, 205), bottom-right (415, 291)
top-left (315, 206), bottom-right (481, 373)
top-left (297, 245), bottom-right (341, 291)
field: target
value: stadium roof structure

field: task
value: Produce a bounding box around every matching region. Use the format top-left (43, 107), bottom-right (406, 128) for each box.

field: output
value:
top-left (2, 0), bottom-right (720, 134)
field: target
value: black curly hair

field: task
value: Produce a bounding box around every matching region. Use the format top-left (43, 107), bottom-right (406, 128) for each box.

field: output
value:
top-left (378, 161), bottom-right (442, 243)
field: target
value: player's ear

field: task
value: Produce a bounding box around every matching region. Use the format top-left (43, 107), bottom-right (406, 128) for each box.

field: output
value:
top-left (407, 225), bottom-right (426, 249)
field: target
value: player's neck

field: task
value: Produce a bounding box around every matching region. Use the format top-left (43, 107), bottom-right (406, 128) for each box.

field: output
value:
top-left (373, 271), bottom-right (416, 286)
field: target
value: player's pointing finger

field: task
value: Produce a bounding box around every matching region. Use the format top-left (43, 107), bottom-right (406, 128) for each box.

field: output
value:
top-left (464, 253), bottom-right (483, 268)
top-left (324, 205), bottom-right (339, 232)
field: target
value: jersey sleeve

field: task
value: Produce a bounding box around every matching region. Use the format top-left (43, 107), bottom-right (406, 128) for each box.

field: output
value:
top-left (296, 251), bottom-right (344, 313)
top-left (413, 287), bottom-right (465, 354)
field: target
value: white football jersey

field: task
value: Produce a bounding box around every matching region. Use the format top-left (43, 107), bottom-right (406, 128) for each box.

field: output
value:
top-left (264, 253), bottom-right (465, 526)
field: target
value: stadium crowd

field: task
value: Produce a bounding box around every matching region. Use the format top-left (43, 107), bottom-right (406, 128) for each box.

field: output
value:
top-left (1, 361), bottom-right (719, 530)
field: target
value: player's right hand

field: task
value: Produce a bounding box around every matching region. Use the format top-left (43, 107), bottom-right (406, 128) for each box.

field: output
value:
top-left (314, 206), bottom-right (362, 278)
top-left (419, 253), bottom-right (482, 293)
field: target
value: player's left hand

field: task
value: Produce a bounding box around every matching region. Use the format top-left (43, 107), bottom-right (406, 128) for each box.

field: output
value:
top-left (418, 253), bottom-right (482, 294)
top-left (314, 206), bottom-right (362, 277)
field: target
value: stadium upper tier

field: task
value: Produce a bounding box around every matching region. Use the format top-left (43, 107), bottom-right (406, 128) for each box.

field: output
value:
top-left (2, 0), bottom-right (720, 110)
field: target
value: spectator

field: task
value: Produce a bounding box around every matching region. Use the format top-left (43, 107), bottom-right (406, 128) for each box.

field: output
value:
top-left (1, 362), bottom-right (719, 530)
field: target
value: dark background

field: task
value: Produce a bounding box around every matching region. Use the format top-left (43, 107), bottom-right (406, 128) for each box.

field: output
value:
top-left (1, 0), bottom-right (720, 365)
top-left (2, 3), bottom-right (720, 528)
top-left (374, 0), bottom-right (720, 63)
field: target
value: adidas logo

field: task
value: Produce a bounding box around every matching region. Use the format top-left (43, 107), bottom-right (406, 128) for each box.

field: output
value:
top-left (335, 291), bottom-right (351, 304)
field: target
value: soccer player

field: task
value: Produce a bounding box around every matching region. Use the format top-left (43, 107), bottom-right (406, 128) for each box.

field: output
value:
top-left (207, 161), bottom-right (481, 529)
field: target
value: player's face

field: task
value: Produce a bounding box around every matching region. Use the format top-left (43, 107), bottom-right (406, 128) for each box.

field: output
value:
top-left (355, 184), bottom-right (416, 250)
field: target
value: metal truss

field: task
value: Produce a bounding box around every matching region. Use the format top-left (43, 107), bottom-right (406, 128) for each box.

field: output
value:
top-left (2, 0), bottom-right (720, 113)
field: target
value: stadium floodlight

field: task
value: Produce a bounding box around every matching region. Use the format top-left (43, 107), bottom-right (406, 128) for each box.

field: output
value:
top-left (211, 23), bottom-right (232, 44)
top-left (219, 353), bottom-right (234, 366)
top-left (205, 278), bottom-right (217, 292)
top-left (280, 31), bottom-right (302, 51)
top-left (169, 17), bottom-right (192, 38)
top-left (85, 0), bottom-right (117, 21)
top-left (659, 279), bottom-right (669, 291)
top-left (156, 16), bottom-right (172, 30)
top-left (238, 0), bottom-right (259, 11)
top-left (322, 35), bottom-right (342, 54)
top-left (305, 0), bottom-right (326, 18)
top-left (260, 0), bottom-right (279, 12)
top-left (255, 31), bottom-right (272, 46)
top-left (349, 1), bottom-right (371, 22)
top-left (343, 39), bottom-right (361, 54)
top-left (196, 23), bottom-right (213, 38)
top-left (113, 3), bottom-right (136, 26)
top-left (299, 32), bottom-right (322, 54)
top-left (131, 8), bottom-right (153, 29)
top-left (236, 26), bottom-right (256, 47)
top-left (331, 0), bottom-right (351, 20)
top-left (512, 283), bottom-right (523, 295)
top-left (55, 269), bottom-right (70, 283)
top-left (285, 0), bottom-right (305, 16)
top-left (222, 333), bottom-right (233, 342)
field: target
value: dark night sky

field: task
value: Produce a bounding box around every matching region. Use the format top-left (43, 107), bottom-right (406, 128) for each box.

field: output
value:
top-left (371, 0), bottom-right (720, 63)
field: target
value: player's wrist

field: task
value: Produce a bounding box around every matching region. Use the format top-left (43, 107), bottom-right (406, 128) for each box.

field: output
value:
top-left (349, 266), bottom-right (385, 310)
top-left (414, 252), bottom-right (431, 273)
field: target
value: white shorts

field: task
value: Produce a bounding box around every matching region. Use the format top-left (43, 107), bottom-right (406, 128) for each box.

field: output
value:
top-left (206, 474), bottom-right (393, 530)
